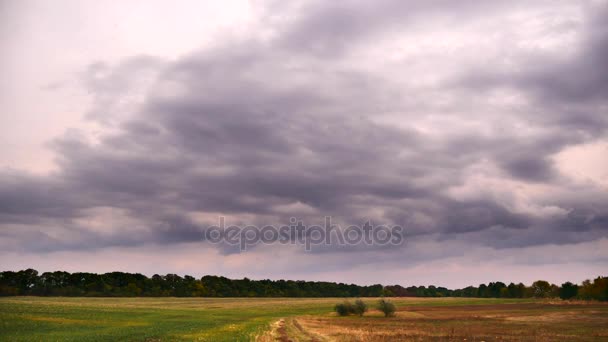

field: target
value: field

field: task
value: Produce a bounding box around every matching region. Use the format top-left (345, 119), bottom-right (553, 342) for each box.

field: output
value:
top-left (1, 297), bottom-right (607, 341)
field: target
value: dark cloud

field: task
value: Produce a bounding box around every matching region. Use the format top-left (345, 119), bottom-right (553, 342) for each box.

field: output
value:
top-left (0, 0), bottom-right (607, 263)
top-left (499, 156), bottom-right (555, 182)
top-left (0, 171), bottom-right (82, 224)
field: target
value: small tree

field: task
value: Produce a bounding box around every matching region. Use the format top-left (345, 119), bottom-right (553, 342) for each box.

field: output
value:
top-left (532, 280), bottom-right (552, 298)
top-left (353, 299), bottom-right (368, 316)
top-left (559, 282), bottom-right (578, 300)
top-left (377, 298), bottom-right (396, 317)
top-left (335, 301), bottom-right (353, 316)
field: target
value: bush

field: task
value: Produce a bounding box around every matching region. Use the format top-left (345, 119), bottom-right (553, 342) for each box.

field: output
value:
top-left (335, 301), bottom-right (354, 316)
top-left (353, 299), bottom-right (368, 316)
top-left (377, 298), bottom-right (396, 317)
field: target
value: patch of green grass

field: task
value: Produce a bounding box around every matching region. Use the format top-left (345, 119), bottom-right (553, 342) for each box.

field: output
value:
top-left (0, 297), bottom-right (334, 341)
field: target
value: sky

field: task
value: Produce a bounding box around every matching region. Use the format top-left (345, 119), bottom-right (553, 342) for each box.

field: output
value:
top-left (1, 0), bottom-right (607, 288)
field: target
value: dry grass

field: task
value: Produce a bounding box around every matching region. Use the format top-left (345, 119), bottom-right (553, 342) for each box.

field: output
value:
top-left (292, 302), bottom-right (608, 341)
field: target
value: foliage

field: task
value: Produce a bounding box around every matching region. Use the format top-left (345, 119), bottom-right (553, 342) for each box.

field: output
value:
top-left (353, 299), bottom-right (368, 316)
top-left (334, 301), bottom-right (354, 316)
top-left (377, 298), bottom-right (396, 317)
top-left (532, 280), bottom-right (552, 298)
top-left (0, 269), bottom-right (383, 297)
top-left (1, 269), bottom-right (607, 301)
top-left (578, 277), bottom-right (608, 301)
top-left (334, 299), bottom-right (368, 316)
top-left (559, 282), bottom-right (579, 300)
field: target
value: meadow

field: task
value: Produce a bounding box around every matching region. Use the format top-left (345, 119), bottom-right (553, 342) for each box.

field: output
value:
top-left (1, 297), bottom-right (607, 341)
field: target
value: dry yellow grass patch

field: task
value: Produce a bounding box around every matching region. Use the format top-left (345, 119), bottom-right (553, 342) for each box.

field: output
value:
top-left (292, 302), bottom-right (608, 341)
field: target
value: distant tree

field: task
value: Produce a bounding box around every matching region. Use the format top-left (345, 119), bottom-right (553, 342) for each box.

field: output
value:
top-left (377, 298), bottom-right (396, 317)
top-left (0, 271), bottom-right (19, 296)
top-left (559, 282), bottom-right (578, 300)
top-left (594, 277), bottom-right (608, 301)
top-left (515, 283), bottom-right (528, 298)
top-left (461, 286), bottom-right (478, 297)
top-left (492, 282), bottom-right (507, 297)
top-left (532, 280), bottom-right (552, 298)
top-left (550, 284), bottom-right (560, 298)
top-left (436, 286), bottom-right (451, 297)
top-left (1, 268), bottom-right (606, 300)
top-left (382, 287), bottom-right (396, 297)
top-left (589, 277), bottom-right (608, 301)
top-left (579, 277), bottom-right (608, 301)
top-left (414, 286), bottom-right (426, 297)
top-left (578, 279), bottom-right (593, 300)
top-left (15, 269), bottom-right (39, 294)
top-left (353, 299), bottom-right (368, 316)
top-left (478, 284), bottom-right (488, 298)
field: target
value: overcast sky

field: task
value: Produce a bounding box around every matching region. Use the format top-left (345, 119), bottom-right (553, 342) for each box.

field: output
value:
top-left (1, 0), bottom-right (607, 288)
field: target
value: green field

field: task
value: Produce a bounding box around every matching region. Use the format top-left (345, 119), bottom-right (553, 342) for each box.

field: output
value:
top-left (1, 297), bottom-right (607, 341)
top-left (0, 297), bottom-right (332, 341)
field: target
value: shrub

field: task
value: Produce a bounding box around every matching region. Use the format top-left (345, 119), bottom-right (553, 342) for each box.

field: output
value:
top-left (377, 298), bottom-right (396, 317)
top-left (353, 299), bottom-right (368, 316)
top-left (335, 301), bottom-right (353, 316)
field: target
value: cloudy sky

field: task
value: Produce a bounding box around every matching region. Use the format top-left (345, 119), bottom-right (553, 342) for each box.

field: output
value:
top-left (1, 0), bottom-right (607, 288)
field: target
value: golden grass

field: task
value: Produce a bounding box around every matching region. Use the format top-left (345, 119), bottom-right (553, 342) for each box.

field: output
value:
top-left (290, 302), bottom-right (608, 341)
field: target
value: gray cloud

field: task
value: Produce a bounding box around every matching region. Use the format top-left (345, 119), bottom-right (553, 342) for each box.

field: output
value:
top-left (453, 2), bottom-right (608, 125)
top-left (273, 0), bottom-right (548, 57)
top-left (1, 0), bottom-right (607, 270)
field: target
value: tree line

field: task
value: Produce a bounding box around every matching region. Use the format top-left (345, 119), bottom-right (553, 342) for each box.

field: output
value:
top-left (0, 269), bottom-right (383, 297)
top-left (0, 269), bottom-right (606, 301)
top-left (384, 278), bottom-right (607, 300)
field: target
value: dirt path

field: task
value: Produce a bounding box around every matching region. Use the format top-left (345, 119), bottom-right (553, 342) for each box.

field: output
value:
top-left (275, 319), bottom-right (291, 342)
top-left (257, 318), bottom-right (326, 342)
top-left (291, 318), bottom-right (323, 342)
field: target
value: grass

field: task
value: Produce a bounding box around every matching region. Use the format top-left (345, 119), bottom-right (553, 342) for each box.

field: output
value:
top-left (0, 297), bottom-right (331, 341)
top-left (296, 299), bottom-right (608, 341)
top-left (1, 297), bottom-right (607, 341)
